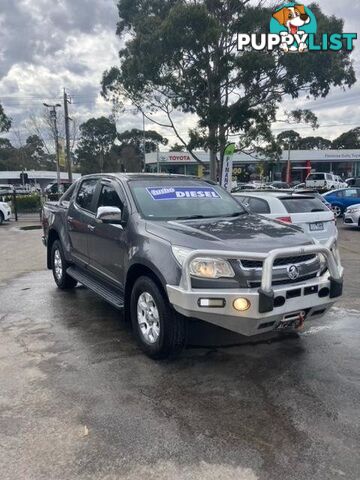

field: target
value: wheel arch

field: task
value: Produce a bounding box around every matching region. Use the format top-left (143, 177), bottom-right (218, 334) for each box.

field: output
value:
top-left (124, 262), bottom-right (168, 321)
top-left (47, 229), bottom-right (60, 269)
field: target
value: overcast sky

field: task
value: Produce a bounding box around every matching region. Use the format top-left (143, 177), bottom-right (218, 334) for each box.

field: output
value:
top-left (0, 0), bottom-right (359, 150)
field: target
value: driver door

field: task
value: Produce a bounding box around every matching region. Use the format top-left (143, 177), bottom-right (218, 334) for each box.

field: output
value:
top-left (87, 180), bottom-right (128, 290)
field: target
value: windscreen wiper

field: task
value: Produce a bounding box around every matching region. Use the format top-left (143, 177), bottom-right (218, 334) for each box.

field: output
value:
top-left (175, 214), bottom-right (207, 220)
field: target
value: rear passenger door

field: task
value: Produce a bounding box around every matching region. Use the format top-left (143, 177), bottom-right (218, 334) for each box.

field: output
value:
top-left (67, 178), bottom-right (99, 265)
top-left (87, 180), bottom-right (128, 289)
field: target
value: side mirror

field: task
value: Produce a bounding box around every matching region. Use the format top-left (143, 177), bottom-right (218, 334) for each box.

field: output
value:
top-left (96, 206), bottom-right (122, 224)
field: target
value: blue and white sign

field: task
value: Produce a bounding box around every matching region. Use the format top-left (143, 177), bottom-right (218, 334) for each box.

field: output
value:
top-left (147, 186), bottom-right (221, 200)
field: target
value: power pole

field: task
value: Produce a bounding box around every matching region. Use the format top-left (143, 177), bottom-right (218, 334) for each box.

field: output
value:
top-left (142, 112), bottom-right (146, 171)
top-left (43, 103), bottom-right (61, 189)
top-left (63, 89), bottom-right (73, 182)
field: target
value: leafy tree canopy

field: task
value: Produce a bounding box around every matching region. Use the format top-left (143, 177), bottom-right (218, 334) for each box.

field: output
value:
top-left (332, 127), bottom-right (360, 149)
top-left (0, 104), bottom-right (11, 134)
top-left (102, 0), bottom-right (356, 179)
top-left (118, 128), bottom-right (168, 153)
top-left (76, 117), bottom-right (118, 174)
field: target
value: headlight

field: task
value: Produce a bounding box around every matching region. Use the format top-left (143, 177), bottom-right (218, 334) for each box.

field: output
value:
top-left (189, 258), bottom-right (235, 279)
top-left (347, 207), bottom-right (360, 213)
top-left (171, 246), bottom-right (235, 279)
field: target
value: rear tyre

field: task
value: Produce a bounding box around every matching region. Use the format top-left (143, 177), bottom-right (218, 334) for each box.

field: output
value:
top-left (332, 205), bottom-right (342, 218)
top-left (0, 212), bottom-right (3, 225)
top-left (51, 240), bottom-right (77, 289)
top-left (130, 276), bottom-right (187, 359)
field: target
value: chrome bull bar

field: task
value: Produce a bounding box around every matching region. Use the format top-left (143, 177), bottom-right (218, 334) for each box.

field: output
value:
top-left (179, 239), bottom-right (343, 313)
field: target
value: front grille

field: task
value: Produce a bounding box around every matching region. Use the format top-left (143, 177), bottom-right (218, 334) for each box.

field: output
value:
top-left (240, 254), bottom-right (316, 269)
top-left (248, 272), bottom-right (318, 288)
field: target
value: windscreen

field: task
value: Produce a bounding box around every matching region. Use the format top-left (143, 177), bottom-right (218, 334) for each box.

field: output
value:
top-left (128, 179), bottom-right (245, 220)
top-left (281, 197), bottom-right (328, 213)
top-left (307, 174), bottom-right (325, 181)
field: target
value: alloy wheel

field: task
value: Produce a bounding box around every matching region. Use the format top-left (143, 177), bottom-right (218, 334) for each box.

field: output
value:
top-left (54, 249), bottom-right (63, 280)
top-left (137, 292), bottom-right (160, 344)
top-left (332, 205), bottom-right (342, 218)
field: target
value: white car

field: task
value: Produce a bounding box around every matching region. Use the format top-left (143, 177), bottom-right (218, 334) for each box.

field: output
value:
top-left (344, 204), bottom-right (360, 228)
top-left (233, 191), bottom-right (337, 244)
top-left (334, 175), bottom-right (348, 188)
top-left (0, 201), bottom-right (11, 224)
top-left (305, 173), bottom-right (346, 190)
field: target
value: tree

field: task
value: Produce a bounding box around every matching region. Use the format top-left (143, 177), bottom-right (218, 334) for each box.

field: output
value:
top-left (332, 127), bottom-right (360, 149)
top-left (0, 104), bottom-right (11, 134)
top-left (168, 142), bottom-right (186, 152)
top-left (102, 1), bottom-right (356, 180)
top-left (76, 117), bottom-right (118, 174)
top-left (117, 128), bottom-right (168, 172)
top-left (118, 128), bottom-right (168, 153)
top-left (277, 130), bottom-right (301, 149)
top-left (298, 136), bottom-right (332, 150)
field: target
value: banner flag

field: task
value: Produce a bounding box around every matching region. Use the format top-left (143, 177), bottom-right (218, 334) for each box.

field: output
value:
top-left (221, 143), bottom-right (236, 192)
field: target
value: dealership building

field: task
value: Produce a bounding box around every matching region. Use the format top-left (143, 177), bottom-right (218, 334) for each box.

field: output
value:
top-left (145, 149), bottom-right (360, 181)
top-left (0, 170), bottom-right (81, 191)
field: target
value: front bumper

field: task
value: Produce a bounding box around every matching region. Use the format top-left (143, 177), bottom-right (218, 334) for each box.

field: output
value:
top-left (344, 211), bottom-right (360, 226)
top-left (3, 208), bottom-right (11, 221)
top-left (166, 241), bottom-right (343, 336)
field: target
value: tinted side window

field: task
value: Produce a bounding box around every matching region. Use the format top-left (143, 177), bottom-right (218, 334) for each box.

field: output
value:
top-left (76, 179), bottom-right (98, 212)
top-left (247, 197), bottom-right (270, 214)
top-left (98, 185), bottom-right (124, 209)
top-left (344, 189), bottom-right (359, 198)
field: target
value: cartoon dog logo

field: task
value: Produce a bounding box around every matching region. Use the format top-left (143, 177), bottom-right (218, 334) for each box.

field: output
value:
top-left (272, 4), bottom-right (310, 52)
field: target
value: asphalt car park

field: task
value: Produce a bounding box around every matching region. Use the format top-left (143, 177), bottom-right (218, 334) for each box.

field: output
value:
top-left (0, 218), bottom-right (359, 480)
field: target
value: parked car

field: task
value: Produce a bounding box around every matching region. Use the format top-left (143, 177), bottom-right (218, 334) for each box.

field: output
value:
top-left (345, 177), bottom-right (360, 187)
top-left (232, 183), bottom-right (256, 192)
top-left (305, 173), bottom-right (345, 191)
top-left (334, 175), bottom-right (348, 188)
top-left (233, 190), bottom-right (337, 244)
top-left (291, 189), bottom-right (332, 209)
top-left (45, 182), bottom-right (73, 195)
top-left (42, 174), bottom-right (343, 359)
top-left (0, 201), bottom-right (11, 224)
top-left (343, 204), bottom-right (360, 228)
top-left (323, 188), bottom-right (360, 218)
top-left (269, 181), bottom-right (290, 189)
top-left (293, 183), bottom-right (306, 190)
top-left (0, 184), bottom-right (14, 195)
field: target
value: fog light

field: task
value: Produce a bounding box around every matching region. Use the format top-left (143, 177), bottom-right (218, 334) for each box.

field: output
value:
top-left (233, 297), bottom-right (251, 311)
top-left (198, 298), bottom-right (226, 308)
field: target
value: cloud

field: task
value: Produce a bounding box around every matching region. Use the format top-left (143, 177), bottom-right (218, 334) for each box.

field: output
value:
top-left (0, 0), bottom-right (358, 149)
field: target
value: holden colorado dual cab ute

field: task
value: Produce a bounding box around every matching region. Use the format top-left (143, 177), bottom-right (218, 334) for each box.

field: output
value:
top-left (42, 174), bottom-right (343, 359)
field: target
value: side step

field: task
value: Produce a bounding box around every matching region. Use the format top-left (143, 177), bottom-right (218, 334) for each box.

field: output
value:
top-left (67, 266), bottom-right (124, 309)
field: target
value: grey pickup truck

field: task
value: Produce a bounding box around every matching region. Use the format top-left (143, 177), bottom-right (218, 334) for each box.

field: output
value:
top-left (42, 173), bottom-right (343, 358)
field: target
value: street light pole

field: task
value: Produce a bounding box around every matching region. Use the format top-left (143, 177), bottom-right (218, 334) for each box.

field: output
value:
top-left (63, 89), bottom-right (73, 183)
top-left (44, 103), bottom-right (61, 189)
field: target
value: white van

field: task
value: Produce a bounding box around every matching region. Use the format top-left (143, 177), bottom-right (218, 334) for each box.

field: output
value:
top-left (305, 173), bottom-right (344, 190)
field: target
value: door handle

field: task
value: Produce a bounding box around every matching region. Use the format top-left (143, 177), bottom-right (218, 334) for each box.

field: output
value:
top-left (67, 216), bottom-right (74, 223)
top-left (87, 224), bottom-right (95, 232)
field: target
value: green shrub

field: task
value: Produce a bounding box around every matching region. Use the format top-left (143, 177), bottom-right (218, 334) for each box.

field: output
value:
top-left (12, 194), bottom-right (42, 213)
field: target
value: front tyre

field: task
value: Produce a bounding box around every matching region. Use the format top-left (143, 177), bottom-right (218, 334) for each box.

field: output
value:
top-left (332, 205), bottom-right (342, 218)
top-left (130, 276), bottom-right (187, 359)
top-left (51, 240), bottom-right (77, 289)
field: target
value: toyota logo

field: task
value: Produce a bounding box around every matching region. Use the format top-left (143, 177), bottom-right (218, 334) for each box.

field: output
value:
top-left (287, 264), bottom-right (300, 280)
